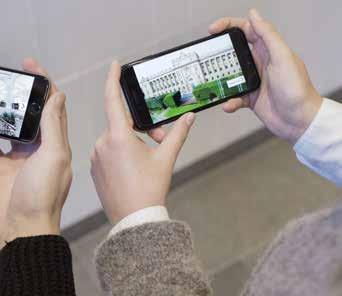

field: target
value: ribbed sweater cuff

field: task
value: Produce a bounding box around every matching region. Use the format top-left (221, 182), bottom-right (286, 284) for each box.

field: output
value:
top-left (0, 235), bottom-right (76, 296)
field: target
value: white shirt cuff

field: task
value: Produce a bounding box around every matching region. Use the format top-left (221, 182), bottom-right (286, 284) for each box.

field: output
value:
top-left (294, 98), bottom-right (342, 186)
top-left (294, 98), bottom-right (336, 151)
top-left (108, 206), bottom-right (170, 238)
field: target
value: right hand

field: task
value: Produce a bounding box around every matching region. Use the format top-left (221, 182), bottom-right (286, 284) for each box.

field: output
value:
top-left (209, 9), bottom-right (323, 144)
top-left (90, 62), bottom-right (195, 225)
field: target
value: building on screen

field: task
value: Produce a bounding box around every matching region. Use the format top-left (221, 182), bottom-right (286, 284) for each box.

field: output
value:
top-left (139, 48), bottom-right (241, 99)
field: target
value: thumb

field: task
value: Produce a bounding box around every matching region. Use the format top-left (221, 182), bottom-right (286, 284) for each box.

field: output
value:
top-left (40, 92), bottom-right (67, 149)
top-left (159, 113), bottom-right (195, 164)
top-left (248, 9), bottom-right (291, 64)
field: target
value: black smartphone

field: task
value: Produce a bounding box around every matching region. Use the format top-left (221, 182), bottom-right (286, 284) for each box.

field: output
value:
top-left (0, 67), bottom-right (50, 142)
top-left (121, 27), bottom-right (260, 131)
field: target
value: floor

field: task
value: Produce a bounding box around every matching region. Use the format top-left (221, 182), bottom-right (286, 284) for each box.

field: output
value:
top-left (70, 137), bottom-right (342, 295)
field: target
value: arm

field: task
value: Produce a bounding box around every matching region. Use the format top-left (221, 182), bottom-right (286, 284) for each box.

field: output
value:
top-left (0, 59), bottom-right (75, 295)
top-left (294, 98), bottom-right (342, 186)
top-left (0, 236), bottom-right (76, 296)
top-left (95, 221), bottom-right (211, 296)
top-left (240, 207), bottom-right (342, 296)
top-left (90, 62), bottom-right (212, 295)
top-left (209, 10), bottom-right (342, 184)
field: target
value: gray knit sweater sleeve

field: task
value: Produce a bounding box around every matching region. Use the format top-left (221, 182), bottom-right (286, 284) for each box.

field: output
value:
top-left (94, 221), bottom-right (212, 296)
top-left (241, 206), bottom-right (342, 296)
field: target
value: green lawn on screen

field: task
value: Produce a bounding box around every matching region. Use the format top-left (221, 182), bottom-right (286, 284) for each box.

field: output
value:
top-left (163, 99), bottom-right (210, 118)
top-left (147, 72), bottom-right (248, 123)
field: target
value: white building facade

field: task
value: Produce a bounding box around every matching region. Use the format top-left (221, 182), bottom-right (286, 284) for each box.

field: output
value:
top-left (139, 48), bottom-right (242, 99)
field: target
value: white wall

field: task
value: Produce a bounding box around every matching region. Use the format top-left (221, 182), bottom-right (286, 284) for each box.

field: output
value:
top-left (0, 0), bottom-right (341, 228)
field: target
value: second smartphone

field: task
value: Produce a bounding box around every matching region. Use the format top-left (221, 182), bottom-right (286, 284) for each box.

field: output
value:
top-left (0, 67), bottom-right (50, 142)
top-left (121, 27), bottom-right (260, 131)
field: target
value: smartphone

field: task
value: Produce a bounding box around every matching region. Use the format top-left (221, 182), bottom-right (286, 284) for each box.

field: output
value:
top-left (0, 67), bottom-right (50, 142)
top-left (121, 27), bottom-right (260, 131)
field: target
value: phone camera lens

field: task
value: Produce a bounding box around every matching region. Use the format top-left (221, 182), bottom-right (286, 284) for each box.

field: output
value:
top-left (29, 103), bottom-right (41, 115)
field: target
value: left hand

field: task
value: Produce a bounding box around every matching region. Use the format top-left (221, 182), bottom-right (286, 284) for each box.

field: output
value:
top-left (0, 58), bottom-right (72, 247)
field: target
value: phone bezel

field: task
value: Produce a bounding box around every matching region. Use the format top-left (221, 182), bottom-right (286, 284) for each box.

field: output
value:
top-left (0, 66), bottom-right (50, 143)
top-left (121, 27), bottom-right (260, 131)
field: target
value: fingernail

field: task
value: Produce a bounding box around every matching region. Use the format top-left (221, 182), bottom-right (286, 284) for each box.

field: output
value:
top-left (250, 9), bottom-right (263, 21)
top-left (186, 113), bottom-right (195, 127)
top-left (209, 23), bottom-right (216, 31)
top-left (222, 104), bottom-right (229, 113)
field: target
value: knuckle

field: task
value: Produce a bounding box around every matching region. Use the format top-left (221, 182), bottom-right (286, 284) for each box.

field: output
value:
top-left (292, 51), bottom-right (304, 65)
top-left (92, 129), bottom-right (127, 157)
top-left (61, 92), bottom-right (67, 99)
top-left (68, 147), bottom-right (73, 161)
top-left (57, 92), bottom-right (67, 102)
top-left (66, 167), bottom-right (73, 182)
top-left (264, 21), bottom-right (275, 31)
top-left (54, 151), bottom-right (72, 168)
top-left (93, 134), bottom-right (111, 155)
top-left (94, 137), bottom-right (105, 152)
top-left (108, 130), bottom-right (126, 146)
top-left (90, 150), bottom-right (97, 165)
top-left (90, 156), bottom-right (95, 167)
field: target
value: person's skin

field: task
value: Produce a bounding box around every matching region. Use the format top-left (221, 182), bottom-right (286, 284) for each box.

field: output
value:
top-left (90, 62), bottom-right (195, 224)
top-left (92, 9), bottom-right (324, 224)
top-left (212, 9), bottom-right (323, 144)
top-left (0, 58), bottom-right (72, 248)
top-left (151, 9), bottom-right (323, 145)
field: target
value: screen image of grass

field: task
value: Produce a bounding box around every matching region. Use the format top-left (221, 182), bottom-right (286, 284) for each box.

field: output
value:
top-left (145, 72), bottom-right (247, 123)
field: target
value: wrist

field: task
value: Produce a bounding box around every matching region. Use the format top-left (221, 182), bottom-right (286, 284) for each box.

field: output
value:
top-left (3, 215), bottom-right (61, 244)
top-left (290, 93), bottom-right (323, 145)
top-left (109, 205), bottom-right (169, 237)
top-left (107, 202), bottom-right (166, 225)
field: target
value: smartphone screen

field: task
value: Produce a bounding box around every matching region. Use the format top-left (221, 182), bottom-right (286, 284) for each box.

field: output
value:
top-left (0, 70), bottom-right (35, 138)
top-left (132, 32), bottom-right (249, 124)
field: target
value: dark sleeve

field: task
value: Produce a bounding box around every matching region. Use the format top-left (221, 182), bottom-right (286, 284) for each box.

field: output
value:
top-left (0, 235), bottom-right (76, 296)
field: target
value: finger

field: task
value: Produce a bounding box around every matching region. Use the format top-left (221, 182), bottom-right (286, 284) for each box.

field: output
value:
top-left (105, 61), bottom-right (128, 130)
top-left (222, 97), bottom-right (250, 113)
top-left (251, 45), bottom-right (263, 74)
top-left (148, 127), bottom-right (167, 144)
top-left (61, 104), bottom-right (71, 151)
top-left (248, 9), bottom-right (291, 64)
top-left (10, 140), bottom-right (40, 155)
top-left (125, 109), bottom-right (134, 128)
top-left (135, 134), bottom-right (146, 144)
top-left (209, 17), bottom-right (259, 44)
top-left (40, 92), bottom-right (67, 149)
top-left (22, 58), bottom-right (58, 94)
top-left (158, 113), bottom-right (195, 164)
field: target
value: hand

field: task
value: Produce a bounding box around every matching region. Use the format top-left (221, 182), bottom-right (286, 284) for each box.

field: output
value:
top-left (209, 9), bottom-right (323, 144)
top-left (90, 62), bottom-right (195, 224)
top-left (0, 58), bottom-right (72, 247)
